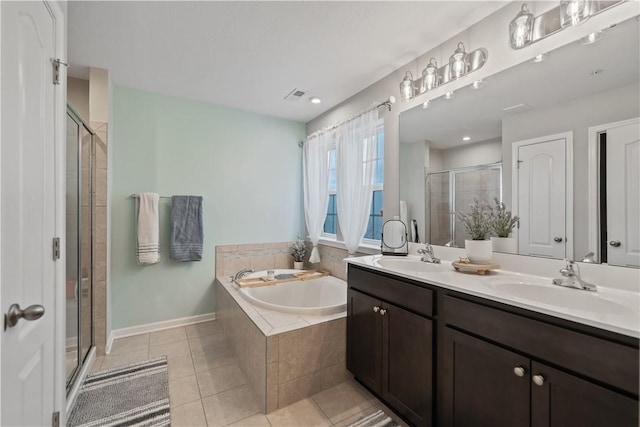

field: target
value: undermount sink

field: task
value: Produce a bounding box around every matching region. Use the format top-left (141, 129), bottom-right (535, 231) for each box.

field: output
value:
top-left (376, 257), bottom-right (445, 274)
top-left (482, 278), bottom-right (633, 315)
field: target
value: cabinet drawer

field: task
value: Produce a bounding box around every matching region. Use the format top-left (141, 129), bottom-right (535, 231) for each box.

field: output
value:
top-left (349, 266), bottom-right (433, 317)
top-left (443, 295), bottom-right (638, 395)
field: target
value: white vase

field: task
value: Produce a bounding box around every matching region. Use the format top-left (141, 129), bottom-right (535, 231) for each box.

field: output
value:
top-left (491, 236), bottom-right (518, 254)
top-left (293, 261), bottom-right (304, 270)
top-left (465, 239), bottom-right (493, 264)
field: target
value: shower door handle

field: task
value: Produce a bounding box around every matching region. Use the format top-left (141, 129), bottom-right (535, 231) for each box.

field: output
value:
top-left (4, 303), bottom-right (45, 331)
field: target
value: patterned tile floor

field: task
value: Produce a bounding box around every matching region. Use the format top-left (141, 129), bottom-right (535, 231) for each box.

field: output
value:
top-left (92, 321), bottom-right (409, 427)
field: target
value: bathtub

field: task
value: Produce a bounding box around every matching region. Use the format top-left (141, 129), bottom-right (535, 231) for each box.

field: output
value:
top-left (236, 269), bottom-right (347, 315)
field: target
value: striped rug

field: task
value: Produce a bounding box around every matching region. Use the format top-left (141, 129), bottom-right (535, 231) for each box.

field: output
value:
top-left (68, 356), bottom-right (170, 427)
top-left (346, 409), bottom-right (399, 427)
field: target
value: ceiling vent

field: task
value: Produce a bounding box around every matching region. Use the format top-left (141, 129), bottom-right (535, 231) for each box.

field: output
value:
top-left (284, 88), bottom-right (307, 102)
top-left (502, 103), bottom-right (532, 114)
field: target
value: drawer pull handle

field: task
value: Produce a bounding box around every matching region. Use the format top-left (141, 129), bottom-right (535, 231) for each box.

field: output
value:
top-left (513, 366), bottom-right (526, 377)
top-left (533, 374), bottom-right (545, 386)
top-left (373, 306), bottom-right (380, 313)
top-left (379, 309), bottom-right (387, 316)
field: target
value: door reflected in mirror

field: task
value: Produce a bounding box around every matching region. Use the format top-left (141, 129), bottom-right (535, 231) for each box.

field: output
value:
top-left (399, 16), bottom-right (639, 266)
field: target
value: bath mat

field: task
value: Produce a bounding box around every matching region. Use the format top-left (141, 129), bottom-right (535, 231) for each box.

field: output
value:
top-left (68, 356), bottom-right (170, 427)
top-left (345, 409), bottom-right (399, 427)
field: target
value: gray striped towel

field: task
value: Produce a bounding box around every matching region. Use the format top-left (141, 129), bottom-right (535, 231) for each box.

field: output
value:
top-left (136, 193), bottom-right (160, 265)
top-left (170, 195), bottom-right (203, 261)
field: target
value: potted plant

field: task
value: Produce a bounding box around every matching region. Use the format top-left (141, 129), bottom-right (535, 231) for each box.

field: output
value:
top-left (455, 198), bottom-right (493, 264)
top-left (490, 198), bottom-right (519, 254)
top-left (289, 236), bottom-right (307, 270)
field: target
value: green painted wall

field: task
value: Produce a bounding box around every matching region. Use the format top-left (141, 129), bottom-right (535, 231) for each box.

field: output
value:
top-left (111, 86), bottom-right (305, 329)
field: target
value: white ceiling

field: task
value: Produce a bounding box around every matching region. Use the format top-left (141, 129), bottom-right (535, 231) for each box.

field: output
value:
top-left (399, 16), bottom-right (640, 148)
top-left (67, 1), bottom-right (508, 123)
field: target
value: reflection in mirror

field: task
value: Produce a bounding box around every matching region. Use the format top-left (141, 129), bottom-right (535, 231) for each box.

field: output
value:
top-left (399, 16), bottom-right (639, 266)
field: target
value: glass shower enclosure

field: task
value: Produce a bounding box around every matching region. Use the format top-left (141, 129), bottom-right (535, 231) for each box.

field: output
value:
top-left (65, 105), bottom-right (95, 391)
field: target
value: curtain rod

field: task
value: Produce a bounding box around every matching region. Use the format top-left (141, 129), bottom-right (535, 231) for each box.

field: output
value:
top-left (300, 96), bottom-right (396, 146)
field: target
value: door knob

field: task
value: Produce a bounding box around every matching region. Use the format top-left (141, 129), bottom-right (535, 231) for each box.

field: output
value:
top-left (532, 374), bottom-right (545, 386)
top-left (609, 240), bottom-right (621, 247)
top-left (379, 309), bottom-right (387, 316)
top-left (4, 303), bottom-right (45, 331)
top-left (554, 237), bottom-right (564, 243)
top-left (373, 306), bottom-right (380, 313)
top-left (513, 366), bottom-right (526, 377)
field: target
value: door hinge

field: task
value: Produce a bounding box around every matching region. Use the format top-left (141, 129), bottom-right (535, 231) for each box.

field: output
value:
top-left (52, 237), bottom-right (60, 260)
top-left (52, 411), bottom-right (60, 427)
top-left (52, 59), bottom-right (68, 85)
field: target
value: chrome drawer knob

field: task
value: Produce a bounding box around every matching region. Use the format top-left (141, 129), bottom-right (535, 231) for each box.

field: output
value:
top-left (533, 374), bottom-right (545, 386)
top-left (513, 366), bottom-right (526, 377)
top-left (379, 309), bottom-right (387, 316)
top-left (373, 306), bottom-right (380, 313)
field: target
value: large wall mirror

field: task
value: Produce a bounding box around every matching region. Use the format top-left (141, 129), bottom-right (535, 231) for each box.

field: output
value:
top-left (399, 15), bottom-right (639, 267)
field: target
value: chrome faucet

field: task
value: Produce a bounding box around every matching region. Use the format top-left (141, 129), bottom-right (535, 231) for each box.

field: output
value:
top-left (232, 268), bottom-right (254, 281)
top-left (552, 260), bottom-right (597, 292)
top-left (417, 244), bottom-right (441, 264)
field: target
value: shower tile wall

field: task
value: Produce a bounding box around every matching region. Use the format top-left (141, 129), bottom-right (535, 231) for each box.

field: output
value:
top-left (92, 121), bottom-right (108, 355)
top-left (428, 172), bottom-right (451, 246)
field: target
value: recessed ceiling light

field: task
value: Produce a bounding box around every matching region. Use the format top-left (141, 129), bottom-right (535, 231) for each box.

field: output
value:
top-left (533, 53), bottom-right (549, 63)
top-left (444, 91), bottom-right (455, 100)
top-left (472, 80), bottom-right (485, 89)
top-left (463, 136), bottom-right (471, 141)
top-left (422, 100), bottom-right (431, 109)
top-left (309, 97), bottom-right (322, 104)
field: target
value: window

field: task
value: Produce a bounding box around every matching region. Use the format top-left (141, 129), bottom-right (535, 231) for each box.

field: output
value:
top-left (323, 122), bottom-right (385, 243)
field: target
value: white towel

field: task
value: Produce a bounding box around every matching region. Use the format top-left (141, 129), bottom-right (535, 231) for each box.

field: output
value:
top-left (136, 193), bottom-right (160, 265)
top-left (399, 200), bottom-right (409, 229)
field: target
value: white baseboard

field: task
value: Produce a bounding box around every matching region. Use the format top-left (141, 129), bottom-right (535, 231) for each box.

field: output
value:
top-left (106, 312), bottom-right (216, 354)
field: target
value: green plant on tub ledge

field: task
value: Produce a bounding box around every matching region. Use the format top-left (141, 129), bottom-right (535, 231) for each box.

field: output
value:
top-left (455, 198), bottom-right (493, 264)
top-left (289, 236), bottom-right (307, 270)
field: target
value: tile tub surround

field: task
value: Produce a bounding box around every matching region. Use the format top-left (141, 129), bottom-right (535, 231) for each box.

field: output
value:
top-left (215, 277), bottom-right (350, 413)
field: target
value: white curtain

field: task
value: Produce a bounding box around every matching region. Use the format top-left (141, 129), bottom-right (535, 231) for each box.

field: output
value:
top-left (303, 131), bottom-right (332, 263)
top-left (336, 109), bottom-right (378, 254)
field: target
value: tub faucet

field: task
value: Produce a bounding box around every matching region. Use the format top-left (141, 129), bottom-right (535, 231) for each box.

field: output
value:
top-left (417, 244), bottom-right (440, 264)
top-left (232, 268), bottom-right (254, 281)
top-left (552, 260), bottom-right (597, 292)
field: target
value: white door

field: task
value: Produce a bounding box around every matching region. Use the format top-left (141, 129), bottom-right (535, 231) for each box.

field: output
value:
top-left (1, 1), bottom-right (60, 425)
top-left (516, 138), bottom-right (567, 259)
top-left (606, 120), bottom-right (640, 268)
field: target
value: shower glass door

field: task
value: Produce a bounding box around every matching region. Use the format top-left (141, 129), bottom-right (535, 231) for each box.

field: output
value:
top-left (66, 106), bottom-right (95, 390)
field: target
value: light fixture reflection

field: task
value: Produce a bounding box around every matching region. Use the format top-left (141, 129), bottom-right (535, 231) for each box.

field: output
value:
top-left (445, 91), bottom-right (455, 100)
top-left (510, 4), bottom-right (534, 48)
top-left (422, 100), bottom-right (431, 109)
top-left (578, 31), bottom-right (602, 45)
top-left (472, 79), bottom-right (485, 89)
top-left (449, 42), bottom-right (468, 80)
top-left (533, 52), bottom-right (549, 63)
top-left (560, 0), bottom-right (590, 28)
top-left (400, 71), bottom-right (415, 102)
top-left (420, 58), bottom-right (440, 93)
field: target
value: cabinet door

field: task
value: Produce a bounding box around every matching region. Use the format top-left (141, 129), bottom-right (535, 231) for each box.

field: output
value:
top-left (382, 303), bottom-right (432, 427)
top-left (531, 361), bottom-right (638, 427)
top-left (441, 328), bottom-right (530, 427)
top-left (347, 289), bottom-right (382, 394)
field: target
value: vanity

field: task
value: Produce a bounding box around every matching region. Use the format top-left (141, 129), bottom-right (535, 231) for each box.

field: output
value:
top-left (345, 256), bottom-right (639, 427)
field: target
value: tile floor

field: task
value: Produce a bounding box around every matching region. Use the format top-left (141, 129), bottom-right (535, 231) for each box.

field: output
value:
top-left (92, 320), bottom-right (409, 427)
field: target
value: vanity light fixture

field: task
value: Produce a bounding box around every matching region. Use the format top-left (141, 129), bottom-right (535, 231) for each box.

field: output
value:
top-left (422, 100), bottom-right (431, 109)
top-left (449, 42), bottom-right (468, 80)
top-left (309, 96), bottom-right (322, 104)
top-left (420, 58), bottom-right (440, 92)
top-left (400, 71), bottom-right (416, 102)
top-left (509, 4), bottom-right (535, 48)
top-left (444, 91), bottom-right (455, 100)
top-left (508, 1), bottom-right (624, 50)
top-left (560, 0), bottom-right (590, 28)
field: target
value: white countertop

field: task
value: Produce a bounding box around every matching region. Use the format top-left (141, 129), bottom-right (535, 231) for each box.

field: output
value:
top-left (346, 254), bottom-right (640, 339)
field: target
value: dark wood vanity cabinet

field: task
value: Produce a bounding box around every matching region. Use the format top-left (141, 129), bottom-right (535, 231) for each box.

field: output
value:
top-left (347, 267), bottom-right (433, 427)
top-left (347, 264), bottom-right (639, 427)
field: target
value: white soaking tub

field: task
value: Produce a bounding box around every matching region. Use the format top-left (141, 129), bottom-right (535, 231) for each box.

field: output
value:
top-left (236, 269), bottom-right (347, 315)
